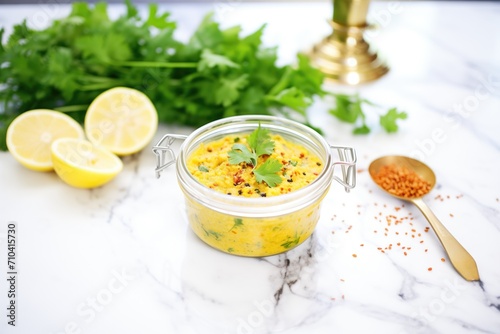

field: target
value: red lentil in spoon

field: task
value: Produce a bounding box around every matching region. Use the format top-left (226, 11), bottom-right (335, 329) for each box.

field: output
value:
top-left (372, 164), bottom-right (431, 198)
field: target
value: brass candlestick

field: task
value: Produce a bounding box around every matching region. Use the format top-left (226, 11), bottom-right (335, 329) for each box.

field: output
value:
top-left (308, 0), bottom-right (389, 85)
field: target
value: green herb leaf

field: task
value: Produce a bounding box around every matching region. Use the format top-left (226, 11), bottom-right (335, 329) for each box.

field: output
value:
top-left (229, 218), bottom-right (243, 231)
top-left (247, 124), bottom-right (274, 156)
top-left (198, 165), bottom-right (209, 172)
top-left (329, 94), bottom-right (362, 124)
top-left (379, 108), bottom-right (408, 133)
top-left (146, 3), bottom-right (176, 29)
top-left (353, 124), bottom-right (370, 134)
top-left (280, 234), bottom-right (300, 249)
top-left (267, 87), bottom-right (312, 115)
top-left (329, 93), bottom-right (407, 134)
top-left (124, 0), bottom-right (138, 17)
top-left (254, 158), bottom-right (283, 187)
top-left (215, 74), bottom-right (248, 107)
top-left (198, 49), bottom-right (239, 72)
top-left (228, 143), bottom-right (256, 166)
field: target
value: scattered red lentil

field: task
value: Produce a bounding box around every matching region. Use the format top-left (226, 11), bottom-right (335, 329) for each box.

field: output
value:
top-left (441, 258), bottom-right (446, 262)
top-left (449, 213), bottom-right (454, 218)
top-left (428, 267), bottom-right (433, 271)
top-left (347, 199), bottom-right (439, 275)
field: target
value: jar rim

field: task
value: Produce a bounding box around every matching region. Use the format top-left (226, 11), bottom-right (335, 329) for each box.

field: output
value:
top-left (175, 115), bottom-right (336, 218)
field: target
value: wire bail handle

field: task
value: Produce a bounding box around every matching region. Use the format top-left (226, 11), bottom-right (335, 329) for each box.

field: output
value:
top-left (330, 145), bottom-right (357, 192)
top-left (152, 134), bottom-right (187, 178)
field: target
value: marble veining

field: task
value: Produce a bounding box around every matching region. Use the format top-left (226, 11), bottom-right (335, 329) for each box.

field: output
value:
top-left (1, 1), bottom-right (500, 334)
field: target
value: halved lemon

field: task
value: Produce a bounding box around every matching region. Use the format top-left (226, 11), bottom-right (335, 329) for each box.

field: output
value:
top-left (6, 109), bottom-right (85, 171)
top-left (84, 87), bottom-right (158, 156)
top-left (51, 138), bottom-right (123, 188)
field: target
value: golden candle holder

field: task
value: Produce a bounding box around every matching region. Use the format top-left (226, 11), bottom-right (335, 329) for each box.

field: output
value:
top-left (308, 0), bottom-right (389, 85)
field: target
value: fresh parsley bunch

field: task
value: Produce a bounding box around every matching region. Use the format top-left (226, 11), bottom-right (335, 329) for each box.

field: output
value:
top-left (0, 1), bottom-right (323, 150)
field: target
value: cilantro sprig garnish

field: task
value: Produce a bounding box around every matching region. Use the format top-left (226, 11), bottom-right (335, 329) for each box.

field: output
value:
top-left (228, 125), bottom-right (283, 187)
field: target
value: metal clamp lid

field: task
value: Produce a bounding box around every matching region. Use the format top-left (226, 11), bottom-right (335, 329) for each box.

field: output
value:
top-left (330, 145), bottom-right (357, 192)
top-left (152, 134), bottom-right (187, 178)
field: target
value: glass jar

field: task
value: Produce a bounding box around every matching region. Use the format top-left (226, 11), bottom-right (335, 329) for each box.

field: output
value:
top-left (153, 115), bottom-right (356, 257)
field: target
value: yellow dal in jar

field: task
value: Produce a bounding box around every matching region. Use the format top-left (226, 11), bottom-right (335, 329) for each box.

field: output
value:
top-left (185, 197), bottom-right (323, 256)
top-left (183, 132), bottom-right (326, 256)
top-left (187, 134), bottom-right (323, 197)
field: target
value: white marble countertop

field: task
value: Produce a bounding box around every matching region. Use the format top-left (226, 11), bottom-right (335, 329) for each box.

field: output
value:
top-left (1, 1), bottom-right (500, 334)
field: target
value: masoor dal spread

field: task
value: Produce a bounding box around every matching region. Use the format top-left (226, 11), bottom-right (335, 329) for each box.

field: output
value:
top-left (183, 132), bottom-right (326, 256)
top-left (187, 134), bottom-right (323, 197)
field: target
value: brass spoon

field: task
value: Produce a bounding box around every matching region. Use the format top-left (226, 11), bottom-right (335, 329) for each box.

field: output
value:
top-left (368, 155), bottom-right (479, 281)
